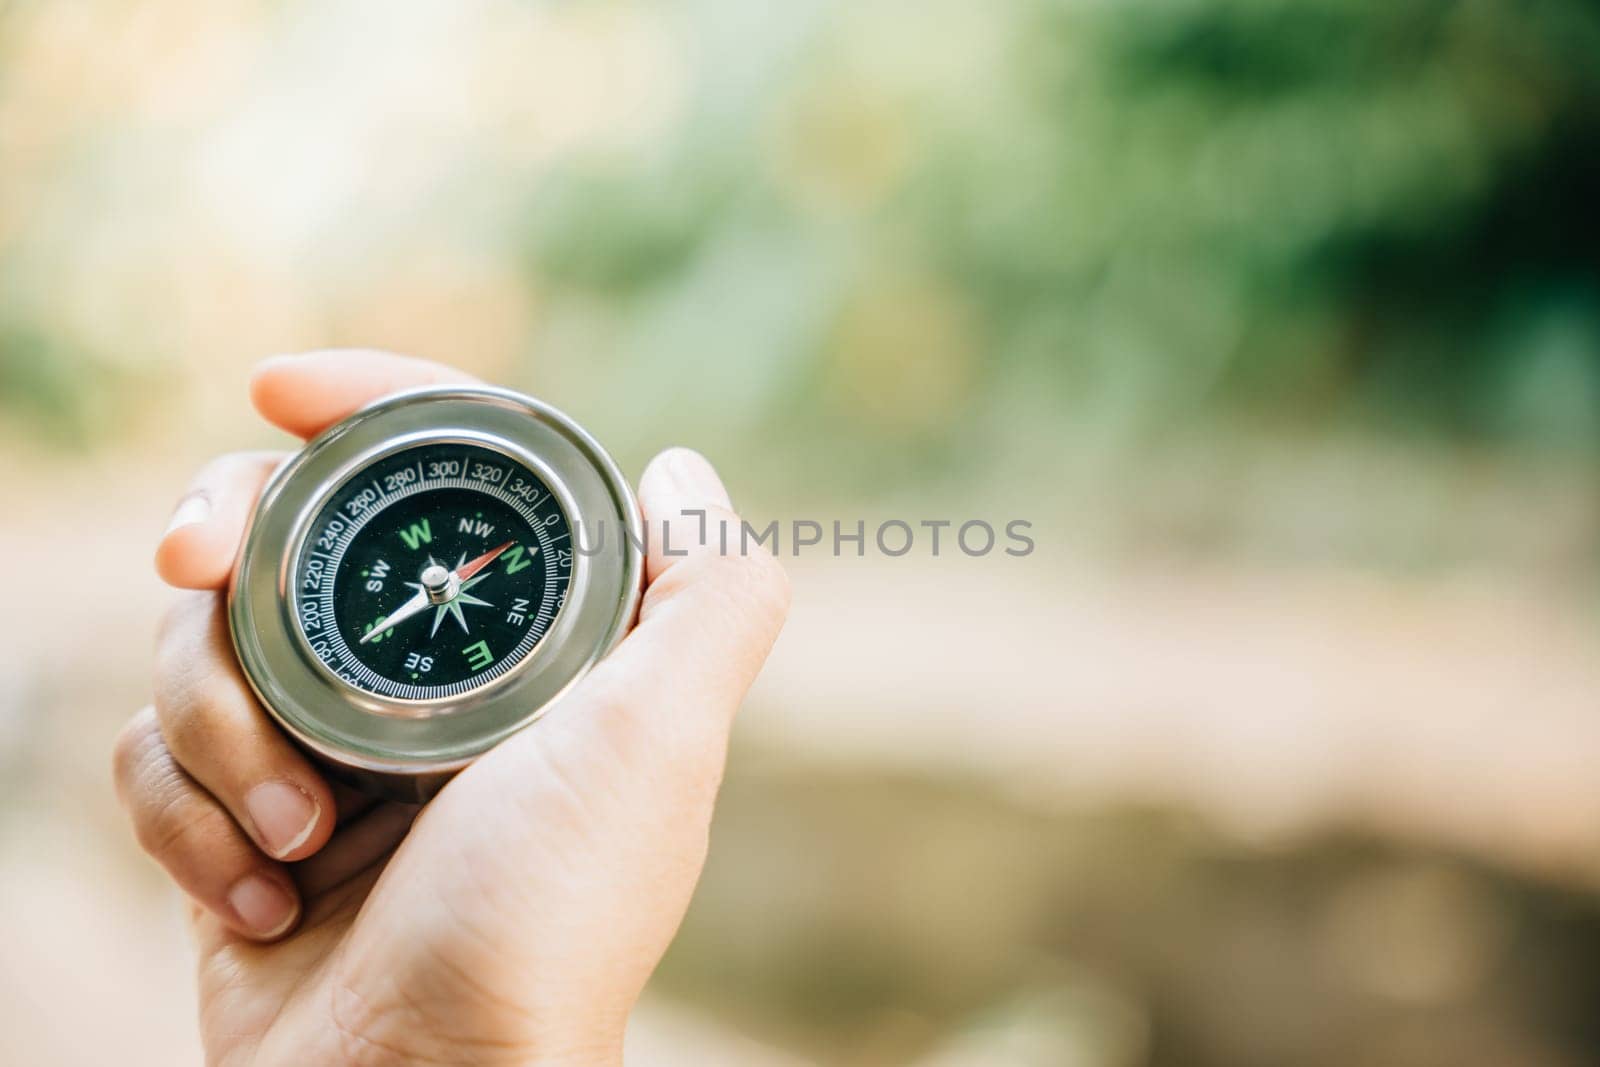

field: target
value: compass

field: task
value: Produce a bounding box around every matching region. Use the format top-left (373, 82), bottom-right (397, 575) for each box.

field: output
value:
top-left (229, 386), bottom-right (644, 800)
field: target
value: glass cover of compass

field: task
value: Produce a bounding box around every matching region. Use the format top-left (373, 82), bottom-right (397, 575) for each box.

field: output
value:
top-left (292, 441), bottom-right (575, 701)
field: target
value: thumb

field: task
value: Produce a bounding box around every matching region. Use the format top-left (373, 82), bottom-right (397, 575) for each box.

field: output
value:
top-left (347, 450), bottom-right (790, 1046)
top-left (568, 447), bottom-right (791, 792)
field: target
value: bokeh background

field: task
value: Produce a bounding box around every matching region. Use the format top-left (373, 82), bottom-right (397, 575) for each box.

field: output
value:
top-left (3, 0), bottom-right (1599, 1064)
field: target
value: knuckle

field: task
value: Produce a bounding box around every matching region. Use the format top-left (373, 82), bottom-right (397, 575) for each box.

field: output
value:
top-left (155, 645), bottom-right (237, 743)
top-left (157, 676), bottom-right (232, 763)
top-left (155, 601), bottom-right (250, 767)
top-left (130, 756), bottom-right (214, 860)
top-left (138, 787), bottom-right (201, 857)
top-left (111, 708), bottom-right (162, 800)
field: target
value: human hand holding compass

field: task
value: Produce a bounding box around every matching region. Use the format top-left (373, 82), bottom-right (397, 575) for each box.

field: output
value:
top-left (116, 350), bottom-right (790, 1067)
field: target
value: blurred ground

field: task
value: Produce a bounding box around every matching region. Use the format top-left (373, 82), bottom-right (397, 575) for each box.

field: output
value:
top-left (1, 437), bottom-right (1597, 1065)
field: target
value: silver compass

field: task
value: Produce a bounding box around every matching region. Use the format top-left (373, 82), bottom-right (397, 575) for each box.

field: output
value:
top-left (228, 386), bottom-right (644, 800)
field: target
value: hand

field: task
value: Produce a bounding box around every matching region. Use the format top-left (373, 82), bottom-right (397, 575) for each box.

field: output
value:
top-left (115, 350), bottom-right (790, 1066)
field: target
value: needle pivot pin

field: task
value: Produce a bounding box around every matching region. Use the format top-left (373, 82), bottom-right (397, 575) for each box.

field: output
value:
top-left (420, 564), bottom-right (457, 604)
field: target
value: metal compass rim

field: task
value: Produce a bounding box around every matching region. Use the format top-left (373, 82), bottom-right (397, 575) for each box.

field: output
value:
top-left (228, 385), bottom-right (643, 787)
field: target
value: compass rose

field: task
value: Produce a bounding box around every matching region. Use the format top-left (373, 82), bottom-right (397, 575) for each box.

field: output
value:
top-left (360, 540), bottom-right (516, 645)
top-left (411, 552), bottom-right (497, 636)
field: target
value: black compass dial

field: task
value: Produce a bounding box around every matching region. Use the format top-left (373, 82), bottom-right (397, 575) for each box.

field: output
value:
top-left (292, 442), bottom-right (574, 699)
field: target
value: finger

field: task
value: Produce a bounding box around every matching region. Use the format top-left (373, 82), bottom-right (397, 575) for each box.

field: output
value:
top-left (638, 447), bottom-right (737, 583)
top-left (113, 706), bottom-right (302, 941)
top-left (631, 447), bottom-right (790, 701)
top-left (154, 451), bottom-right (286, 590)
top-left (572, 448), bottom-right (790, 777)
top-left (250, 349), bottom-right (480, 440)
top-left (156, 591), bottom-right (337, 862)
top-left (296, 802), bottom-right (419, 899)
top-left (332, 781), bottom-right (384, 828)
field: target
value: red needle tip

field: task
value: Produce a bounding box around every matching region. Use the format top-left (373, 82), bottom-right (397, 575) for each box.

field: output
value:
top-left (456, 541), bottom-right (515, 582)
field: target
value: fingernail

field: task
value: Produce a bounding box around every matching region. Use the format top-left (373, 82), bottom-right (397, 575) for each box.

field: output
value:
top-left (228, 874), bottom-right (298, 938)
top-left (664, 448), bottom-right (732, 509)
top-left (246, 781), bottom-right (320, 859)
top-left (164, 491), bottom-right (210, 535)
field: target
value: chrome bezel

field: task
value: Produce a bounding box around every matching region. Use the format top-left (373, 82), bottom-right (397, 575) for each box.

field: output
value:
top-left (228, 386), bottom-right (643, 789)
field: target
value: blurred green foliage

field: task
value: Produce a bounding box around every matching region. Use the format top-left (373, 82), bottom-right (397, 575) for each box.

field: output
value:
top-left (0, 324), bottom-right (123, 446)
top-left (2, 0), bottom-right (1597, 470)
top-left (523, 0), bottom-right (1600, 484)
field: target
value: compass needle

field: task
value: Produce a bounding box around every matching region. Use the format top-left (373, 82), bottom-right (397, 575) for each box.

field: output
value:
top-left (455, 541), bottom-right (517, 583)
top-left (360, 588), bottom-right (430, 644)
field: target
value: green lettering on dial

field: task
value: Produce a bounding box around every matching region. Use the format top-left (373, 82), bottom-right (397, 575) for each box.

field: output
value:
top-left (502, 544), bottom-right (534, 575)
top-left (463, 640), bottom-right (494, 672)
top-left (398, 519), bottom-right (433, 550)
